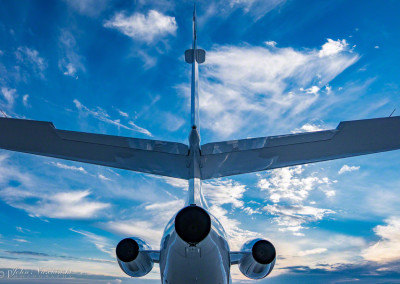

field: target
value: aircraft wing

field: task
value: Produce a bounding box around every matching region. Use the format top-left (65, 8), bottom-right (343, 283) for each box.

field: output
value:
top-left (200, 116), bottom-right (400, 180)
top-left (0, 117), bottom-right (189, 179)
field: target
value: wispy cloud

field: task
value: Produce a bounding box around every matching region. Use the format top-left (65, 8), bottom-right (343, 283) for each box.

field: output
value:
top-left (58, 30), bottom-right (85, 78)
top-left (13, 238), bottom-right (30, 243)
top-left (104, 10), bottom-right (177, 43)
top-left (0, 188), bottom-right (110, 219)
top-left (298, 247), bottom-right (327, 256)
top-left (51, 162), bottom-right (88, 174)
top-left (69, 228), bottom-right (113, 256)
top-left (73, 99), bottom-right (152, 136)
top-left (15, 47), bottom-right (47, 79)
top-left (22, 94), bottom-right (29, 107)
top-left (65, 0), bottom-right (109, 17)
top-left (186, 39), bottom-right (359, 138)
top-left (264, 204), bottom-right (334, 236)
top-left (0, 87), bottom-right (17, 109)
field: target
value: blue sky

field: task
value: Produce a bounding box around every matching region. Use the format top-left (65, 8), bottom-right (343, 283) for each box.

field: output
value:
top-left (0, 0), bottom-right (400, 283)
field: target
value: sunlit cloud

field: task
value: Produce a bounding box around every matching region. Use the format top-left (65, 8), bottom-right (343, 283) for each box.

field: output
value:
top-left (104, 10), bottom-right (177, 43)
top-left (338, 165), bottom-right (360, 175)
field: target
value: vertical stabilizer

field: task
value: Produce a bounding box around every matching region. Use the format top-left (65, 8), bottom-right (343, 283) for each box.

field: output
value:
top-left (185, 3), bottom-right (206, 130)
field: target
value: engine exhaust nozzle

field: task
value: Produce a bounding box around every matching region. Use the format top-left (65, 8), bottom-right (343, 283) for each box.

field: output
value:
top-left (116, 238), bottom-right (139, 263)
top-left (252, 239), bottom-right (276, 265)
top-left (175, 205), bottom-right (211, 244)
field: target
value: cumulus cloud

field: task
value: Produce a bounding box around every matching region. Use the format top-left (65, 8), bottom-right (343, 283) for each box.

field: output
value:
top-left (185, 39), bottom-right (358, 138)
top-left (104, 10), bottom-right (177, 43)
top-left (73, 99), bottom-right (152, 136)
top-left (363, 217), bottom-right (400, 262)
top-left (258, 166), bottom-right (336, 234)
top-left (338, 165), bottom-right (360, 175)
top-left (58, 30), bottom-right (85, 78)
top-left (319, 39), bottom-right (349, 57)
top-left (258, 166), bottom-right (334, 204)
top-left (265, 40), bottom-right (277, 47)
top-left (292, 123), bottom-right (326, 133)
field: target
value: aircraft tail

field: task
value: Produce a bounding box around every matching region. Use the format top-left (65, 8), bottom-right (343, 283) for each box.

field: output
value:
top-left (186, 3), bottom-right (205, 130)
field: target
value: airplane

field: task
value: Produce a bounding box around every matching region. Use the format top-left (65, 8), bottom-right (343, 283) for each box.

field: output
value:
top-left (1, 5), bottom-right (400, 284)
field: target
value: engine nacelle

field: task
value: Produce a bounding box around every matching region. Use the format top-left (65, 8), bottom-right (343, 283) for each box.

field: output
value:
top-left (116, 237), bottom-right (154, 277)
top-left (238, 238), bottom-right (276, 279)
top-left (175, 205), bottom-right (211, 245)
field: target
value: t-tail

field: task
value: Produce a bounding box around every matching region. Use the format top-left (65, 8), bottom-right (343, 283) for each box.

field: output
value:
top-left (185, 3), bottom-right (206, 131)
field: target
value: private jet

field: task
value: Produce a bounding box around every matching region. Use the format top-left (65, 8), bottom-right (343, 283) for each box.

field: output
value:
top-left (1, 6), bottom-right (399, 284)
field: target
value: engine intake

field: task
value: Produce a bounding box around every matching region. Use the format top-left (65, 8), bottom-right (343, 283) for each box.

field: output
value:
top-left (239, 238), bottom-right (276, 279)
top-left (116, 237), bottom-right (154, 277)
top-left (175, 205), bottom-right (211, 244)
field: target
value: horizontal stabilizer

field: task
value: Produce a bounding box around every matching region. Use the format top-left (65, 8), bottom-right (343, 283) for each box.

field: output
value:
top-left (185, 49), bottom-right (206, 64)
top-left (0, 118), bottom-right (190, 179)
top-left (200, 116), bottom-right (400, 179)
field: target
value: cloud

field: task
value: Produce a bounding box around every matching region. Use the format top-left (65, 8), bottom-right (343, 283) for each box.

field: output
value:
top-left (0, 87), bottom-right (17, 109)
top-left (229, 0), bottom-right (286, 21)
top-left (70, 228), bottom-right (113, 256)
top-left (15, 47), bottom-right (47, 79)
top-left (292, 123), bottom-right (326, 133)
top-left (65, 0), bottom-right (109, 17)
top-left (362, 217), bottom-right (400, 263)
top-left (73, 99), bottom-right (152, 136)
top-left (98, 174), bottom-right (111, 181)
top-left (258, 166), bottom-right (336, 234)
top-left (58, 30), bottom-right (85, 78)
top-left (338, 165), bottom-right (360, 175)
top-left (0, 188), bottom-right (110, 219)
top-left (100, 220), bottom-right (163, 248)
top-left (104, 10), bottom-right (177, 43)
top-left (186, 39), bottom-right (359, 138)
top-left (51, 162), bottom-right (88, 174)
top-left (264, 204), bottom-right (334, 235)
top-left (203, 179), bottom-right (247, 208)
top-left (16, 227), bottom-right (31, 234)
top-left (13, 239), bottom-right (30, 243)
top-left (298, 247), bottom-right (327, 257)
top-left (258, 166), bottom-right (334, 204)
top-left (319, 39), bottom-right (349, 57)
top-left (22, 94), bottom-right (29, 107)
top-left (265, 40), bottom-right (277, 47)
top-left (116, 109), bottom-right (129, 118)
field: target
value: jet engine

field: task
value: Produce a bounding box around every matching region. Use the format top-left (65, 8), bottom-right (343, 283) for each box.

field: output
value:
top-left (116, 237), bottom-right (154, 277)
top-left (175, 205), bottom-right (211, 245)
top-left (238, 238), bottom-right (276, 279)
